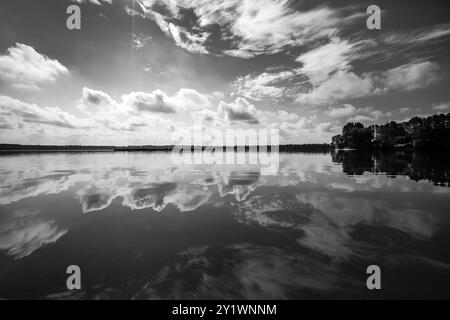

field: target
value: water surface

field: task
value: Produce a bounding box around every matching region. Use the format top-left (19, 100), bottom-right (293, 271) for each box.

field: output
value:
top-left (0, 151), bottom-right (449, 299)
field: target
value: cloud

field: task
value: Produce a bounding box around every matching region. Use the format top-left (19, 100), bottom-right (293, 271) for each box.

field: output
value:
top-left (133, 0), bottom-right (360, 57)
top-left (169, 88), bottom-right (214, 111)
top-left (0, 95), bottom-right (90, 129)
top-left (191, 108), bottom-right (220, 125)
top-left (231, 31), bottom-right (443, 105)
top-left (132, 34), bottom-right (152, 49)
top-left (122, 90), bottom-right (177, 114)
top-left (232, 69), bottom-right (300, 100)
top-left (361, 23), bottom-right (450, 63)
top-left (386, 23), bottom-right (450, 45)
top-left (79, 87), bottom-right (116, 114)
top-left (432, 102), bottom-right (450, 111)
top-left (218, 97), bottom-right (260, 124)
top-left (231, 37), bottom-right (363, 102)
top-left (77, 87), bottom-right (215, 133)
top-left (80, 87), bottom-right (213, 114)
top-left (2, 86), bottom-right (289, 144)
top-left (223, 0), bottom-right (344, 57)
top-left (327, 104), bottom-right (356, 118)
top-left (296, 60), bottom-right (441, 105)
top-left (296, 70), bottom-right (374, 105)
top-left (275, 116), bottom-right (337, 144)
top-left (295, 37), bottom-right (358, 84)
top-left (0, 123), bottom-right (14, 130)
top-left (0, 43), bottom-right (68, 90)
top-left (347, 109), bottom-right (384, 123)
top-left (381, 61), bottom-right (440, 92)
top-left (168, 23), bottom-right (209, 54)
top-left (327, 104), bottom-right (386, 124)
top-left (1, 82), bottom-right (338, 144)
top-left (293, 38), bottom-right (372, 104)
top-left (71, 0), bottom-right (112, 5)
top-left (192, 96), bottom-right (286, 126)
top-left (132, 1), bottom-right (210, 55)
top-left (399, 107), bottom-right (411, 113)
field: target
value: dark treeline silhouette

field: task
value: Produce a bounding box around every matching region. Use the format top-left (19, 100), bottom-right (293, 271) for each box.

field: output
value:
top-left (332, 113), bottom-right (450, 149)
top-left (332, 150), bottom-right (450, 187)
top-left (279, 144), bottom-right (332, 152)
top-left (113, 145), bottom-right (173, 151)
top-left (0, 144), bottom-right (115, 151)
top-left (114, 144), bottom-right (332, 152)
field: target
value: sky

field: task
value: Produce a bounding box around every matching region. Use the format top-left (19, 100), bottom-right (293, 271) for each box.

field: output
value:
top-left (0, 0), bottom-right (449, 145)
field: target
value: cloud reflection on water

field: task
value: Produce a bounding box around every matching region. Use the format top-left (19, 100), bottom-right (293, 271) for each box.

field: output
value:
top-left (0, 151), bottom-right (449, 299)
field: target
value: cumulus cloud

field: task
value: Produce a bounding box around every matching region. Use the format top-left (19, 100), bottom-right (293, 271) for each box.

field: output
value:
top-left (327, 104), bottom-right (387, 124)
top-left (296, 70), bottom-right (374, 105)
top-left (296, 60), bottom-right (441, 105)
top-left (231, 37), bottom-right (360, 102)
top-left (231, 31), bottom-right (443, 105)
top-left (231, 35), bottom-right (443, 105)
top-left (0, 43), bottom-right (68, 90)
top-left (78, 88), bottom-right (151, 132)
top-left (1, 83), bottom-right (339, 144)
top-left (231, 37), bottom-right (363, 103)
top-left (192, 96), bottom-right (262, 125)
top-left (0, 89), bottom-right (177, 141)
top-left (380, 61), bottom-right (440, 92)
top-left (79, 87), bottom-right (116, 114)
top-left (232, 69), bottom-right (301, 101)
top-left (80, 87), bottom-right (213, 115)
top-left (191, 108), bottom-right (219, 124)
top-left (76, 87), bottom-right (216, 133)
top-left (194, 95), bottom-right (304, 128)
top-left (218, 97), bottom-right (260, 124)
top-left (274, 116), bottom-right (337, 144)
top-left (347, 109), bottom-right (384, 123)
top-left (232, 38), bottom-right (364, 103)
top-left (293, 38), bottom-right (372, 104)
top-left (0, 95), bottom-right (90, 129)
top-left (122, 90), bottom-right (177, 114)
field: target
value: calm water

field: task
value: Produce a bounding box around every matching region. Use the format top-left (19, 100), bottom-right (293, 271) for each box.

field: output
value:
top-left (0, 151), bottom-right (449, 299)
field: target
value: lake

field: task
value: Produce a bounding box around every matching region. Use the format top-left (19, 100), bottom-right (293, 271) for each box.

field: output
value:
top-left (0, 151), bottom-right (449, 299)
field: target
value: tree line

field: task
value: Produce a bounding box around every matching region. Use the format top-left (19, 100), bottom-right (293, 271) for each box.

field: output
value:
top-left (332, 113), bottom-right (450, 149)
top-left (332, 150), bottom-right (450, 187)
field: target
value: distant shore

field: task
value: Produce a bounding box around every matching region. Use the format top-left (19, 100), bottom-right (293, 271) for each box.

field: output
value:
top-left (0, 144), bottom-right (332, 153)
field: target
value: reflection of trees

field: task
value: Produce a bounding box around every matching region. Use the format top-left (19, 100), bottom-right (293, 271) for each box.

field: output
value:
top-left (332, 150), bottom-right (450, 186)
